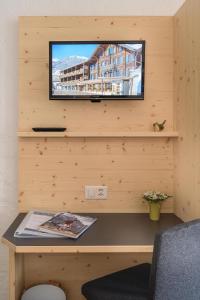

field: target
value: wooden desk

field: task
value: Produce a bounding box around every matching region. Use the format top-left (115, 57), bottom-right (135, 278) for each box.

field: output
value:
top-left (3, 213), bottom-right (181, 253)
top-left (2, 213), bottom-right (182, 300)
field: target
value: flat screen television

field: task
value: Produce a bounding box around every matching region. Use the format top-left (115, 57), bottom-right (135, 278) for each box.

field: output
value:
top-left (49, 41), bottom-right (145, 101)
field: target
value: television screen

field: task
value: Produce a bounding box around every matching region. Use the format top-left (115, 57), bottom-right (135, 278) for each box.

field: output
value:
top-left (49, 41), bottom-right (145, 100)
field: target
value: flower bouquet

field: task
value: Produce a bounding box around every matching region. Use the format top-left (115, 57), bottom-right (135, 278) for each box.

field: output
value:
top-left (143, 191), bottom-right (171, 221)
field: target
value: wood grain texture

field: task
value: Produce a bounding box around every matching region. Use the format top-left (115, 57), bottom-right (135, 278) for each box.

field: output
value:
top-left (19, 16), bottom-right (174, 133)
top-left (18, 131), bottom-right (179, 138)
top-left (5, 16), bottom-right (179, 299)
top-left (174, 0), bottom-right (200, 221)
top-left (19, 137), bottom-right (174, 212)
top-left (18, 16), bottom-right (175, 212)
top-left (24, 253), bottom-right (152, 300)
top-left (9, 251), bottom-right (24, 300)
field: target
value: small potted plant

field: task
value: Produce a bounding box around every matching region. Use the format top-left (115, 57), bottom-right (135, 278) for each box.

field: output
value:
top-left (143, 191), bottom-right (171, 221)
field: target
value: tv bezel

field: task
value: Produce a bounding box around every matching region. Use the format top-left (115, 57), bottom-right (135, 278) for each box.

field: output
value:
top-left (49, 40), bottom-right (145, 101)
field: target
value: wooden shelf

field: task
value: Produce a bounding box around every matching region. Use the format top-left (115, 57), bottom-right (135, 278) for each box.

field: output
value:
top-left (17, 131), bottom-right (179, 138)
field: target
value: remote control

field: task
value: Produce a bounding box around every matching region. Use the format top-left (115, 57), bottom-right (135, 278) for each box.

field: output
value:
top-left (32, 127), bottom-right (66, 132)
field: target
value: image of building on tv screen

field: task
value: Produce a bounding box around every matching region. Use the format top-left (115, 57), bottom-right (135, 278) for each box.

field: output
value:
top-left (52, 43), bottom-right (143, 97)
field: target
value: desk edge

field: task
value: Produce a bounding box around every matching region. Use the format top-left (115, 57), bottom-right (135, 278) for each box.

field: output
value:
top-left (1, 239), bottom-right (153, 253)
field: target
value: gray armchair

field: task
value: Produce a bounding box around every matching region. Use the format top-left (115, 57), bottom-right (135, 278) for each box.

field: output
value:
top-left (82, 219), bottom-right (200, 300)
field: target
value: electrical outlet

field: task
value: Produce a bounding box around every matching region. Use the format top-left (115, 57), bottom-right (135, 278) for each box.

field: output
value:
top-left (96, 186), bottom-right (108, 199)
top-left (85, 186), bottom-right (108, 200)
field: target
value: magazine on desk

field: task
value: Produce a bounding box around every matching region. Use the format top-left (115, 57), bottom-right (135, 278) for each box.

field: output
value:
top-left (39, 212), bottom-right (97, 239)
top-left (14, 211), bottom-right (97, 239)
top-left (14, 211), bottom-right (62, 238)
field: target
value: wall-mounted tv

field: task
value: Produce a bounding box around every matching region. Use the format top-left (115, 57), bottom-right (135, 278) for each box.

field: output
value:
top-left (49, 41), bottom-right (145, 101)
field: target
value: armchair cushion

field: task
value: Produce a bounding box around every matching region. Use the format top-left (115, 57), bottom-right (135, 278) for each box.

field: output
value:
top-left (82, 263), bottom-right (151, 300)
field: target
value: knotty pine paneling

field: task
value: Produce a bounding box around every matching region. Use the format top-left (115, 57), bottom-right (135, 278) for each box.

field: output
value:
top-left (174, 0), bottom-right (200, 221)
top-left (24, 253), bottom-right (152, 300)
top-left (19, 16), bottom-right (174, 132)
top-left (19, 137), bottom-right (174, 212)
top-left (19, 16), bottom-right (174, 212)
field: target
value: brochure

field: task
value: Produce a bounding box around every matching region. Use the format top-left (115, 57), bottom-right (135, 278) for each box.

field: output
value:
top-left (39, 212), bottom-right (97, 239)
top-left (14, 211), bottom-right (62, 238)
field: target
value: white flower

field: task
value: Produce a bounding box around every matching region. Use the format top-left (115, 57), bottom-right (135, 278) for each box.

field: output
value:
top-left (143, 191), bottom-right (171, 202)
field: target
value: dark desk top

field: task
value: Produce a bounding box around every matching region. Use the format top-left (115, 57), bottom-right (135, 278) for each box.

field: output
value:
top-left (2, 213), bottom-right (182, 253)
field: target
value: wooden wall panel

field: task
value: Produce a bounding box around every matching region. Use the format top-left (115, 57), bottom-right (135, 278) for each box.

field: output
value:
top-left (174, 0), bottom-right (200, 220)
top-left (19, 16), bottom-right (175, 212)
top-left (19, 16), bottom-right (174, 132)
top-left (19, 137), bottom-right (174, 212)
top-left (9, 251), bottom-right (24, 300)
top-left (24, 253), bottom-right (152, 300)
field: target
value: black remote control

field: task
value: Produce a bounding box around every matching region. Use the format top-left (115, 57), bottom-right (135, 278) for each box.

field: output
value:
top-left (32, 127), bottom-right (66, 132)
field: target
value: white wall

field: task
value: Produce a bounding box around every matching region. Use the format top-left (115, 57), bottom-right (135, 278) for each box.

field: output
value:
top-left (0, 0), bottom-right (185, 299)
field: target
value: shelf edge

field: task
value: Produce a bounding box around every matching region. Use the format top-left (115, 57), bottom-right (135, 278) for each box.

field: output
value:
top-left (17, 131), bottom-right (179, 138)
